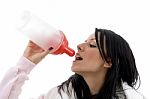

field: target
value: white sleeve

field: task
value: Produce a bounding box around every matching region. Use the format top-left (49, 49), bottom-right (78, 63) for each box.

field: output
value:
top-left (0, 56), bottom-right (36, 99)
top-left (123, 83), bottom-right (145, 99)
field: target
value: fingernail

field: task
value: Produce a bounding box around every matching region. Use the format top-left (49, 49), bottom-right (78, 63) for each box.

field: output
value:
top-left (49, 47), bottom-right (53, 50)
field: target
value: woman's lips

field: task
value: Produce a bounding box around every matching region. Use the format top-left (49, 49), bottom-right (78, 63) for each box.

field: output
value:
top-left (73, 53), bottom-right (83, 62)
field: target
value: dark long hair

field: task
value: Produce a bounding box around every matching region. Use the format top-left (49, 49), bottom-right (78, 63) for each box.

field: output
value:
top-left (58, 28), bottom-right (140, 99)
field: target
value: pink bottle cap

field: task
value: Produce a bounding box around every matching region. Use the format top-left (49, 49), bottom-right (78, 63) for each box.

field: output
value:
top-left (53, 33), bottom-right (75, 57)
top-left (64, 46), bottom-right (75, 57)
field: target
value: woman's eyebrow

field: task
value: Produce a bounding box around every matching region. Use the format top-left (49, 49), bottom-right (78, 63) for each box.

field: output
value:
top-left (85, 38), bottom-right (96, 42)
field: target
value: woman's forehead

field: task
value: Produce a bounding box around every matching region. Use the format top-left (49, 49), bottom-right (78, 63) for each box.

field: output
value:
top-left (86, 33), bottom-right (95, 41)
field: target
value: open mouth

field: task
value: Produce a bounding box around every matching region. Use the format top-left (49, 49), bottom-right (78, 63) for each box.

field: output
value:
top-left (75, 53), bottom-right (83, 61)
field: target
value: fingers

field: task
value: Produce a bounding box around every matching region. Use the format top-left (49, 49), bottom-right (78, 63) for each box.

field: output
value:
top-left (27, 40), bottom-right (42, 49)
top-left (28, 40), bottom-right (34, 45)
top-left (48, 47), bottom-right (53, 50)
top-left (27, 40), bottom-right (36, 47)
top-left (40, 47), bottom-right (54, 57)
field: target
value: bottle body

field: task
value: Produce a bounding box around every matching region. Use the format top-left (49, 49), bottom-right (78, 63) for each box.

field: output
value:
top-left (17, 11), bottom-right (75, 56)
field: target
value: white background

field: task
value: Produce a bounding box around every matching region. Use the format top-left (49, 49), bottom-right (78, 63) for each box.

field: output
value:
top-left (0, 0), bottom-right (149, 98)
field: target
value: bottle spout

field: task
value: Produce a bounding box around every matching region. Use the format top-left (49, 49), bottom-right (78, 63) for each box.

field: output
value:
top-left (64, 47), bottom-right (75, 57)
top-left (52, 32), bottom-right (75, 57)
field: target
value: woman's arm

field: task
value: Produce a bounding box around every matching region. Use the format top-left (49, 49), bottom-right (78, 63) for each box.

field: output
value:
top-left (0, 56), bottom-right (36, 99)
top-left (0, 41), bottom-right (53, 99)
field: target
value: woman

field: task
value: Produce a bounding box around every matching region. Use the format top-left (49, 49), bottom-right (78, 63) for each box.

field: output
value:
top-left (0, 28), bottom-right (145, 99)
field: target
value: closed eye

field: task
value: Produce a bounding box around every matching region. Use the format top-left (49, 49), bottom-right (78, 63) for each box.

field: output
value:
top-left (89, 44), bottom-right (97, 48)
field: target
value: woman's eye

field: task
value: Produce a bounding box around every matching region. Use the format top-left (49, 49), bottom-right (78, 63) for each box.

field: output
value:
top-left (89, 44), bottom-right (97, 48)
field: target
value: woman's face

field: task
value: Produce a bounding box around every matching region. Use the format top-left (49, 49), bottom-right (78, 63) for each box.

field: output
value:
top-left (71, 34), bottom-right (106, 74)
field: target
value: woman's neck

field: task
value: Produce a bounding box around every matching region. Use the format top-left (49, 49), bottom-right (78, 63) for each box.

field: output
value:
top-left (81, 70), bottom-right (107, 95)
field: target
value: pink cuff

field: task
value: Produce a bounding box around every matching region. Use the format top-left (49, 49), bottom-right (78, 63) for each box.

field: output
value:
top-left (16, 56), bottom-right (36, 74)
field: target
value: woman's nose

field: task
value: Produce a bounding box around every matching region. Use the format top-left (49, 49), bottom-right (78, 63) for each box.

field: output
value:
top-left (77, 43), bottom-right (84, 52)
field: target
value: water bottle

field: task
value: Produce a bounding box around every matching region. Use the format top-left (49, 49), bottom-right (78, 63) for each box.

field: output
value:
top-left (17, 11), bottom-right (75, 57)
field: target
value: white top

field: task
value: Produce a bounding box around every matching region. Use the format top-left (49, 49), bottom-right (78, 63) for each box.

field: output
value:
top-left (0, 56), bottom-right (145, 99)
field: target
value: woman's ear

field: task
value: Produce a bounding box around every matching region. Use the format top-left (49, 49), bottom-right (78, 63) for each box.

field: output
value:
top-left (104, 59), bottom-right (112, 68)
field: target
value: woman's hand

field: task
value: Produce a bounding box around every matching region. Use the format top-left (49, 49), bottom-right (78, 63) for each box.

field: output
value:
top-left (23, 40), bottom-right (53, 64)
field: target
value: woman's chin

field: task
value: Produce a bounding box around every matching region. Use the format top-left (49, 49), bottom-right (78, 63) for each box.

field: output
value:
top-left (71, 62), bottom-right (85, 74)
top-left (71, 65), bottom-right (77, 72)
top-left (71, 65), bottom-right (80, 72)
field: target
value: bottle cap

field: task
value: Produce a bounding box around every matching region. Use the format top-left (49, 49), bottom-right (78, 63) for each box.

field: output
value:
top-left (53, 33), bottom-right (75, 57)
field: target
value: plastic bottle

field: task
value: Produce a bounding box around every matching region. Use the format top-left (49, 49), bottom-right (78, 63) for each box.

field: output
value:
top-left (17, 11), bottom-right (75, 57)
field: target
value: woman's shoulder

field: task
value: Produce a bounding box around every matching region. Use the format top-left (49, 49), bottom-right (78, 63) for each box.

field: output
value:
top-left (44, 85), bottom-right (75, 99)
top-left (45, 87), bottom-right (60, 97)
top-left (123, 83), bottom-right (145, 99)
